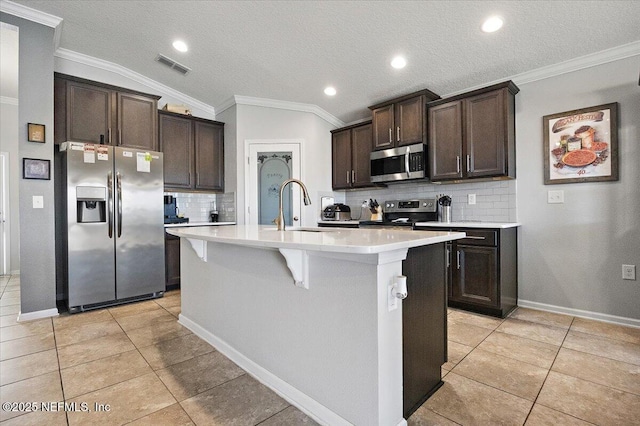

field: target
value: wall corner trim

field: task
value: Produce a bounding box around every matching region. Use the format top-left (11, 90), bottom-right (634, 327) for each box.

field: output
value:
top-left (54, 48), bottom-right (217, 118)
top-left (216, 95), bottom-right (345, 128)
top-left (0, 96), bottom-right (19, 105)
top-left (518, 299), bottom-right (640, 329)
top-left (17, 308), bottom-right (59, 322)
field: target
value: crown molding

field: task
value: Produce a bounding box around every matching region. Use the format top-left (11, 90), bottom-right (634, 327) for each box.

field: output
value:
top-left (0, 0), bottom-right (61, 27)
top-left (0, 0), bottom-right (63, 49)
top-left (55, 48), bottom-right (216, 117)
top-left (216, 95), bottom-right (345, 128)
top-left (0, 96), bottom-right (18, 105)
top-left (443, 40), bottom-right (640, 98)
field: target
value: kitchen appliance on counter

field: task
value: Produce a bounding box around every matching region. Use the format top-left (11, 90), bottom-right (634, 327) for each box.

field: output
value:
top-left (322, 203), bottom-right (352, 221)
top-left (370, 143), bottom-right (426, 183)
top-left (58, 142), bottom-right (165, 312)
top-left (360, 198), bottom-right (438, 229)
top-left (164, 195), bottom-right (189, 224)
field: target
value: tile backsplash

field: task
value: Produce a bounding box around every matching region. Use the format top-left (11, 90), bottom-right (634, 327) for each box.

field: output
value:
top-left (344, 180), bottom-right (517, 222)
top-left (165, 192), bottom-right (236, 223)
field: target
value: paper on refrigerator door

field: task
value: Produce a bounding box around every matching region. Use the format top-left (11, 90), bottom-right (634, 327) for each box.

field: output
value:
top-left (136, 152), bottom-right (151, 173)
top-left (83, 144), bottom-right (96, 163)
top-left (97, 145), bottom-right (109, 161)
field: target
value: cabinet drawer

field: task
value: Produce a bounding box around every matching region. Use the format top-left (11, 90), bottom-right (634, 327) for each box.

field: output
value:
top-left (456, 229), bottom-right (497, 246)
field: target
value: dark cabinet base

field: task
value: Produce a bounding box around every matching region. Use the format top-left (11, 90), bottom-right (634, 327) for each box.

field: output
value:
top-left (165, 232), bottom-right (181, 290)
top-left (403, 243), bottom-right (447, 418)
top-left (448, 299), bottom-right (517, 318)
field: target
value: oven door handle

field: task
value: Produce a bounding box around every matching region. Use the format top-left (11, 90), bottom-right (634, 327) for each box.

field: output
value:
top-left (405, 147), bottom-right (411, 178)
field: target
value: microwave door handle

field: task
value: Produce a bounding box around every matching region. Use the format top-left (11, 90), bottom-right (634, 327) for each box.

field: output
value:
top-left (405, 147), bottom-right (411, 178)
top-left (107, 172), bottom-right (113, 238)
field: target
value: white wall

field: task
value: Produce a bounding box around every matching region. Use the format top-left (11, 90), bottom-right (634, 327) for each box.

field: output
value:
top-left (0, 102), bottom-right (19, 273)
top-left (516, 55), bottom-right (640, 321)
top-left (0, 12), bottom-right (57, 314)
top-left (232, 104), bottom-right (335, 227)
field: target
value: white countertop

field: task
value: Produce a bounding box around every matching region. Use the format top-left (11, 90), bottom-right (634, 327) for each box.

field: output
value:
top-left (414, 221), bottom-right (520, 229)
top-left (167, 225), bottom-right (465, 254)
top-left (164, 221), bottom-right (235, 228)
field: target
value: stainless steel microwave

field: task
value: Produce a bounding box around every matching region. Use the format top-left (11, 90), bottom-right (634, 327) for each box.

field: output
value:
top-left (370, 143), bottom-right (426, 183)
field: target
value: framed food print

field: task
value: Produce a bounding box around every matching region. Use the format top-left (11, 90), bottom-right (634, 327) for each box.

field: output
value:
top-left (543, 103), bottom-right (618, 184)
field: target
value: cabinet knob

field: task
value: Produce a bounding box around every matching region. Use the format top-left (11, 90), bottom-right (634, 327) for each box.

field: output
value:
top-left (456, 156), bottom-right (461, 174)
top-left (396, 126), bottom-right (400, 142)
top-left (388, 128), bottom-right (392, 144)
top-left (293, 216), bottom-right (299, 221)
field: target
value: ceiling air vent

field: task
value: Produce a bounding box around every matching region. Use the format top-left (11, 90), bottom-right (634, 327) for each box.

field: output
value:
top-left (155, 54), bottom-right (191, 75)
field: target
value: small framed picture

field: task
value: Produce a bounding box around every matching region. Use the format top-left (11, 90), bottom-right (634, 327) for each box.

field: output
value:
top-left (27, 123), bottom-right (46, 143)
top-left (23, 158), bottom-right (50, 180)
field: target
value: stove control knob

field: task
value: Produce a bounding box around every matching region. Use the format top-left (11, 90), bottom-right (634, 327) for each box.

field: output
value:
top-left (423, 202), bottom-right (427, 207)
top-left (390, 203), bottom-right (395, 208)
top-left (385, 203), bottom-right (391, 208)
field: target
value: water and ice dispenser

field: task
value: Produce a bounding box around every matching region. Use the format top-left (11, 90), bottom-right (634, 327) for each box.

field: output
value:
top-left (76, 186), bottom-right (107, 223)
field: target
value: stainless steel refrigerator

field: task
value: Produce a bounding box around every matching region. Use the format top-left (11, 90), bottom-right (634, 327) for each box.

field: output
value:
top-left (59, 142), bottom-right (165, 312)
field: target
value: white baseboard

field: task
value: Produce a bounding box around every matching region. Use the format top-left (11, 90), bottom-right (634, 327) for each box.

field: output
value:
top-left (18, 308), bottom-right (59, 322)
top-left (518, 300), bottom-right (640, 329)
top-left (179, 314), bottom-right (355, 426)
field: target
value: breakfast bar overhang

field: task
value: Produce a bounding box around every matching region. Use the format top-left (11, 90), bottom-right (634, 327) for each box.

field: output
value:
top-left (167, 225), bottom-right (465, 426)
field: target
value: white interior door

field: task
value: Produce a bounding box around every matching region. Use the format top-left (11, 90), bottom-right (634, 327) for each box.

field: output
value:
top-left (0, 152), bottom-right (8, 275)
top-left (247, 142), bottom-right (301, 226)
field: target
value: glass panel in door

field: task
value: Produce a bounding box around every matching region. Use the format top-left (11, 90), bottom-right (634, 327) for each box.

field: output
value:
top-left (258, 152), bottom-right (292, 225)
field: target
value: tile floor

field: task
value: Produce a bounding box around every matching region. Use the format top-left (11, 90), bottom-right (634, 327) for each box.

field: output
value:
top-left (1, 274), bottom-right (639, 425)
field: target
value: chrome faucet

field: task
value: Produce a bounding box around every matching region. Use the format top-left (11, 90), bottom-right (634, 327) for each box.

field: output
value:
top-left (274, 178), bottom-right (312, 230)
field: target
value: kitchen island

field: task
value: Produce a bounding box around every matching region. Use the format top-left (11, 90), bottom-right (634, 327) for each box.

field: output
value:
top-left (167, 225), bottom-right (465, 425)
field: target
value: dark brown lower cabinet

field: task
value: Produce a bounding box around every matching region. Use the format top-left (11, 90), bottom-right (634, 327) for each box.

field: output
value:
top-left (402, 243), bottom-right (447, 418)
top-left (165, 232), bottom-right (181, 290)
top-left (445, 228), bottom-right (517, 317)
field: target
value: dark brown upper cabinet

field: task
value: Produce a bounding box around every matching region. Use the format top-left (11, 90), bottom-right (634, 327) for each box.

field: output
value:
top-left (428, 81), bottom-right (519, 182)
top-left (369, 89), bottom-right (440, 151)
top-left (331, 121), bottom-right (374, 189)
top-left (54, 73), bottom-right (160, 151)
top-left (159, 110), bottom-right (224, 192)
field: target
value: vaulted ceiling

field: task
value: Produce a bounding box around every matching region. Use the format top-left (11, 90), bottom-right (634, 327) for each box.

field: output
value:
top-left (6, 1), bottom-right (640, 123)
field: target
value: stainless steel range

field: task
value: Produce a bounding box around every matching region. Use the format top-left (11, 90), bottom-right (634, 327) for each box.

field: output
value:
top-left (360, 198), bottom-right (438, 229)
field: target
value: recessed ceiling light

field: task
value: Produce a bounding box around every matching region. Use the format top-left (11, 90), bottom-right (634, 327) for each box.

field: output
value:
top-left (172, 40), bottom-right (188, 52)
top-left (324, 87), bottom-right (337, 96)
top-left (391, 56), bottom-right (406, 69)
top-left (481, 16), bottom-right (503, 33)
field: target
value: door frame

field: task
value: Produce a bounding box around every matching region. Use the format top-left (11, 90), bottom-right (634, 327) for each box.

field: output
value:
top-left (244, 139), bottom-right (304, 226)
top-left (0, 152), bottom-right (9, 275)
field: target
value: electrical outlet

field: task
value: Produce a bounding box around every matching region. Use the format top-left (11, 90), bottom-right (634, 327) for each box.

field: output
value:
top-left (468, 194), bottom-right (476, 205)
top-left (547, 190), bottom-right (564, 204)
top-left (622, 265), bottom-right (636, 280)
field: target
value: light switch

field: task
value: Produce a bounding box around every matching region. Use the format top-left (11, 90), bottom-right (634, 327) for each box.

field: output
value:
top-left (547, 190), bottom-right (564, 204)
top-left (468, 194), bottom-right (476, 205)
top-left (33, 195), bottom-right (44, 209)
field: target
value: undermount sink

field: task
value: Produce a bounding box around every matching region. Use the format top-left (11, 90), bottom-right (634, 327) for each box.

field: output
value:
top-left (263, 227), bottom-right (338, 233)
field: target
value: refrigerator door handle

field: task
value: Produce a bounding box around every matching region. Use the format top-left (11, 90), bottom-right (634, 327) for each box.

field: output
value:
top-left (107, 171), bottom-right (114, 238)
top-left (116, 172), bottom-right (123, 238)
